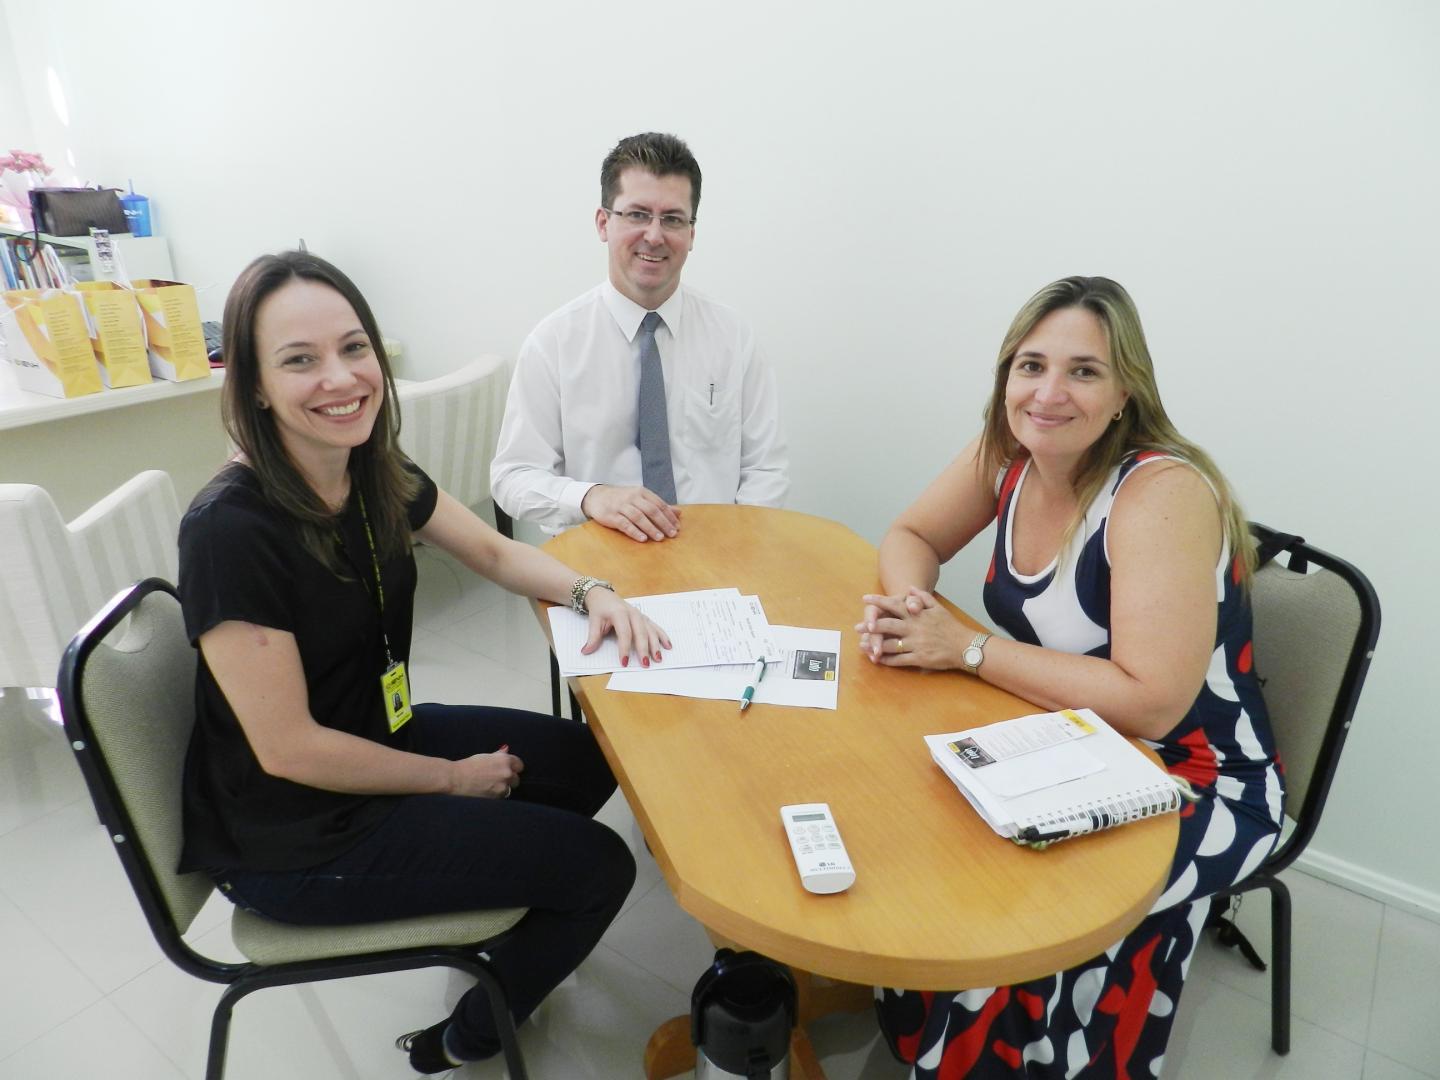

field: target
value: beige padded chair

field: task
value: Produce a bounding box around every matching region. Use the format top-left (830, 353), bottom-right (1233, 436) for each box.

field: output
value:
top-left (0, 470), bottom-right (179, 690)
top-left (1208, 523), bottom-right (1381, 1055)
top-left (58, 579), bottom-right (530, 1080)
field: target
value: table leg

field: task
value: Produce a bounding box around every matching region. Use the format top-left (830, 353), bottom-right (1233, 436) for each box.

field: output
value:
top-left (795, 972), bottom-right (873, 1022)
top-left (643, 1015), bottom-right (695, 1080)
top-left (788, 1026), bottom-right (827, 1079)
top-left (641, 968), bottom-right (872, 1079)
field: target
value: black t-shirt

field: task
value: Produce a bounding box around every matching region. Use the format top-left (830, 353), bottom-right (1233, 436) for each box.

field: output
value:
top-left (176, 462), bottom-right (439, 872)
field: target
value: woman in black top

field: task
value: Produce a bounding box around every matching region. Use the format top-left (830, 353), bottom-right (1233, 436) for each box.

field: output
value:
top-left (178, 251), bottom-right (667, 1073)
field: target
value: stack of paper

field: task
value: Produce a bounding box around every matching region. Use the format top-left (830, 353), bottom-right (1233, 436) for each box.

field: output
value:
top-left (925, 708), bottom-right (1183, 844)
top-left (547, 588), bottom-right (841, 710)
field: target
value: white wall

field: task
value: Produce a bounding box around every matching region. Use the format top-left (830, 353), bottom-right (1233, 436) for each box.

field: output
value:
top-left (0, 7), bottom-right (34, 161)
top-left (5, 0), bottom-right (1437, 913)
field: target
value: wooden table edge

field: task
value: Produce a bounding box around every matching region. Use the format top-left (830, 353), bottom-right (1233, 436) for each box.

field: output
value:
top-left (566, 668), bottom-right (1173, 991)
top-left (534, 514), bottom-right (1177, 991)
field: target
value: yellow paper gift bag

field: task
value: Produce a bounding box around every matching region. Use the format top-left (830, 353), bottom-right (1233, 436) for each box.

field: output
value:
top-left (1, 288), bottom-right (104, 398)
top-left (75, 281), bottom-right (152, 388)
top-left (132, 278), bottom-right (210, 382)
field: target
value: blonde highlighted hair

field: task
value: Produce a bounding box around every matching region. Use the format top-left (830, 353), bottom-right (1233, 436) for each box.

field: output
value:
top-left (977, 276), bottom-right (1255, 581)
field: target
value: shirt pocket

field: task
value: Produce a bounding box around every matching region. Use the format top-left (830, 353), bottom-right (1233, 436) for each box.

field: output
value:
top-left (682, 383), bottom-right (741, 453)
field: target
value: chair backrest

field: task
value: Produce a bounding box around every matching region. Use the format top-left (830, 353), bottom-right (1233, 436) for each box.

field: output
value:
top-left (0, 484), bottom-right (74, 688)
top-left (396, 356), bottom-right (508, 510)
top-left (57, 579), bottom-right (219, 968)
top-left (0, 471), bottom-right (180, 688)
top-left (1248, 523), bottom-right (1381, 871)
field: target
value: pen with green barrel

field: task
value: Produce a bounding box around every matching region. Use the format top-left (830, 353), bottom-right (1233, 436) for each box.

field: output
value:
top-left (738, 656), bottom-right (767, 711)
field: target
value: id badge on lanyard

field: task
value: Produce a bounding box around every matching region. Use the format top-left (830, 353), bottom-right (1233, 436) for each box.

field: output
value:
top-left (356, 490), bottom-right (413, 733)
top-left (382, 660), bottom-right (413, 733)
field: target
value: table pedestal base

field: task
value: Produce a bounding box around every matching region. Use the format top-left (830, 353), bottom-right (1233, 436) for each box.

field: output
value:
top-left (642, 969), bottom-right (873, 1080)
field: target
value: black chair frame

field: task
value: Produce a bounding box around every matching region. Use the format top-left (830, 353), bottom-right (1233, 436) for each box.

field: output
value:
top-left (492, 501), bottom-right (581, 721)
top-left (58, 579), bottom-right (529, 1080)
top-left (1208, 524), bottom-right (1381, 1055)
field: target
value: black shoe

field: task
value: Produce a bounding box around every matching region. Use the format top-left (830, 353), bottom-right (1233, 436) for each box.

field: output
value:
top-left (396, 1022), bottom-right (457, 1075)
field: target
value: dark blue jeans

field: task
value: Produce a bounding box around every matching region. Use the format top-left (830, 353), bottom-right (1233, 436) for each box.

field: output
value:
top-left (212, 704), bottom-right (637, 1059)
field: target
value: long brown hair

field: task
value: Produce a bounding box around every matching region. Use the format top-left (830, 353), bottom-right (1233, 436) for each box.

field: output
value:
top-left (220, 251), bottom-right (419, 575)
top-left (977, 276), bottom-right (1255, 581)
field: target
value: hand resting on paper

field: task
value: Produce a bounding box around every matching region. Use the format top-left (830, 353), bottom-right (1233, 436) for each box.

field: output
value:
top-left (581, 586), bottom-right (673, 668)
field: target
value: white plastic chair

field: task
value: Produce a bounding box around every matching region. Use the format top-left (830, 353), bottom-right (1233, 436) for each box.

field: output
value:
top-left (0, 470), bottom-right (180, 689)
top-left (395, 356), bottom-right (508, 511)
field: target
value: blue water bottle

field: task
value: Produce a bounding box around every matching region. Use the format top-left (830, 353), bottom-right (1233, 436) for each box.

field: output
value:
top-left (119, 180), bottom-right (152, 237)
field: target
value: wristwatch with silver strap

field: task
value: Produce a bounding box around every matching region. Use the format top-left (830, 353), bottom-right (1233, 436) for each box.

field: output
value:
top-left (961, 632), bottom-right (991, 675)
top-left (570, 576), bottom-right (614, 614)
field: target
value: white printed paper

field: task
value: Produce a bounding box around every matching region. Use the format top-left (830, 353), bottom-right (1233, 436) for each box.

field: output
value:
top-left (966, 708), bottom-right (1096, 763)
top-left (940, 708), bottom-right (1103, 799)
top-left (607, 626), bottom-right (841, 710)
top-left (959, 739), bottom-right (1105, 799)
top-left (549, 592), bottom-right (776, 675)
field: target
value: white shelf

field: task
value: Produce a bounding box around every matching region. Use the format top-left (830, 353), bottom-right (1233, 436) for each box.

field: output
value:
top-left (0, 364), bottom-right (223, 432)
top-left (1, 225), bottom-right (174, 282)
top-left (0, 223), bottom-right (93, 250)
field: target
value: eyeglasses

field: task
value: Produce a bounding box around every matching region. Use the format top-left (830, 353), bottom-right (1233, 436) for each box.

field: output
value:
top-left (603, 207), bottom-right (695, 232)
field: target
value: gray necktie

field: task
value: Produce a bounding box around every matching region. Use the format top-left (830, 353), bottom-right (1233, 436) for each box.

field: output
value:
top-left (636, 311), bottom-right (677, 503)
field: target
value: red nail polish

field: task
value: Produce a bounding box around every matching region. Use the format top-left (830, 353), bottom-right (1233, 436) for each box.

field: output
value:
top-left (622, 655), bottom-right (629, 667)
top-left (654, 650), bottom-right (662, 661)
top-left (642, 655), bottom-right (650, 668)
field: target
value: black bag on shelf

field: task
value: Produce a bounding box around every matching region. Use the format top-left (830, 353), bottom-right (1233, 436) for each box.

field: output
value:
top-left (28, 187), bottom-right (130, 237)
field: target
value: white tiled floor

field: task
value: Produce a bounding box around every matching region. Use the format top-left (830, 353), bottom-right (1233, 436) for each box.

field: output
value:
top-left (1, 545), bottom-right (1436, 1078)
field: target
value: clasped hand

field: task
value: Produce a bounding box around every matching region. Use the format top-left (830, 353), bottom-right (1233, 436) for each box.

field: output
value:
top-left (856, 587), bottom-right (964, 670)
top-left (582, 484), bottom-right (682, 543)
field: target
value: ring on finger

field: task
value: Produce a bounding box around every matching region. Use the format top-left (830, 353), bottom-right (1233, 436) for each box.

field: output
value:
top-left (896, 639), bottom-right (907, 653)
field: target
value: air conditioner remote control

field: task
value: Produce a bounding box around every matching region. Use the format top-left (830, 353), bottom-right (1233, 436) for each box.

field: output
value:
top-left (779, 802), bottom-right (856, 894)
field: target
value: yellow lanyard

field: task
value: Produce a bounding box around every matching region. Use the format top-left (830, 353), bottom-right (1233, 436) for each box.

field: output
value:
top-left (356, 489), bottom-right (412, 732)
top-left (356, 490), bottom-right (395, 667)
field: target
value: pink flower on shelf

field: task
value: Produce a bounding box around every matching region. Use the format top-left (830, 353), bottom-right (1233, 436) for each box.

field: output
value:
top-left (0, 150), bottom-right (53, 176)
top-left (0, 151), bottom-right (54, 230)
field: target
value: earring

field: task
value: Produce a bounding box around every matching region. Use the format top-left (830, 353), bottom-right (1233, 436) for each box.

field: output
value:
top-left (1112, 408), bottom-right (1124, 422)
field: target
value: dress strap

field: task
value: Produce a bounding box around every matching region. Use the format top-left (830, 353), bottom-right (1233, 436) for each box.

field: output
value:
top-left (996, 459), bottom-right (1026, 515)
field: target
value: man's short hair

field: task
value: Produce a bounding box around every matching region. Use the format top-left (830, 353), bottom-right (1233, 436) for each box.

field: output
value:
top-left (600, 132), bottom-right (702, 221)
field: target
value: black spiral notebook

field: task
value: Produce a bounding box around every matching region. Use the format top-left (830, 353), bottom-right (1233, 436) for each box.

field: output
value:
top-left (924, 708), bottom-right (1183, 846)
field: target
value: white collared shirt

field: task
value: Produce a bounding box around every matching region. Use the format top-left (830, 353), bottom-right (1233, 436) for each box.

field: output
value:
top-left (491, 282), bottom-right (788, 533)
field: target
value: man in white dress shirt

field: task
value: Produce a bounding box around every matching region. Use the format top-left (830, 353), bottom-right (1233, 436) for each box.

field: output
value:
top-left (490, 132), bottom-right (788, 541)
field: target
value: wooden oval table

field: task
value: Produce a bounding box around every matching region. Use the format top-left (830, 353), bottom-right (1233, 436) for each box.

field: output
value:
top-left (540, 505), bottom-right (1177, 1078)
